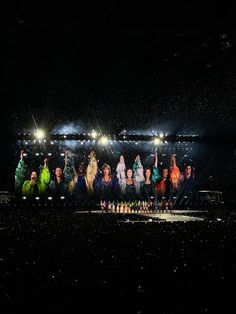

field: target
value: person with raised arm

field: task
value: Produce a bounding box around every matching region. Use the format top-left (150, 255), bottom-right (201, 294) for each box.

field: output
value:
top-left (132, 155), bottom-right (145, 195)
top-left (169, 154), bottom-right (181, 201)
top-left (15, 149), bottom-right (27, 196)
top-left (15, 150), bottom-right (50, 198)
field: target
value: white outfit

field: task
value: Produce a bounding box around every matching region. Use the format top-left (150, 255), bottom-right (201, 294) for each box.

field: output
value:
top-left (116, 160), bottom-right (126, 187)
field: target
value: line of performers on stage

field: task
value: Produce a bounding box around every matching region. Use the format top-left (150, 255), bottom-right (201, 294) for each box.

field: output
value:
top-left (15, 149), bottom-right (196, 206)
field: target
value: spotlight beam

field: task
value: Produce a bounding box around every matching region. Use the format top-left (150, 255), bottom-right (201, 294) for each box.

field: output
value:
top-left (99, 136), bottom-right (109, 145)
top-left (34, 129), bottom-right (45, 140)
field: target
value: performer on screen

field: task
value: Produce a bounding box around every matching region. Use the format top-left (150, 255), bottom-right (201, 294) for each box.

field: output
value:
top-left (62, 150), bottom-right (88, 198)
top-left (155, 167), bottom-right (171, 202)
top-left (121, 168), bottom-right (137, 201)
top-left (116, 155), bottom-right (126, 187)
top-left (94, 163), bottom-right (120, 201)
top-left (85, 149), bottom-right (98, 194)
top-left (48, 150), bottom-right (75, 197)
top-left (15, 150), bottom-right (50, 198)
top-left (140, 151), bottom-right (160, 201)
top-left (176, 164), bottom-right (196, 206)
top-left (48, 166), bottom-right (68, 198)
top-left (68, 162), bottom-right (87, 198)
top-left (132, 155), bottom-right (145, 195)
top-left (169, 154), bottom-right (181, 201)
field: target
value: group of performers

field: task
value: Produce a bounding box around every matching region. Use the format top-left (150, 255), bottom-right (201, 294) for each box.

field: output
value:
top-left (15, 148), bottom-right (196, 206)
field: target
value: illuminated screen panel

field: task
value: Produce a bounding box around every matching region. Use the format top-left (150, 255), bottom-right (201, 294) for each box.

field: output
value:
top-left (14, 139), bottom-right (198, 208)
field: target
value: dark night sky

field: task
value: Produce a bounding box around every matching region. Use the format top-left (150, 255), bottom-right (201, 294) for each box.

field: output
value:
top-left (2, 1), bottom-right (236, 133)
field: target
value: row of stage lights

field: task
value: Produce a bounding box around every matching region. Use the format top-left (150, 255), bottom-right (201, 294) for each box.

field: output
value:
top-left (18, 129), bottom-right (164, 145)
top-left (17, 129), bottom-right (199, 145)
top-left (23, 130), bottom-right (167, 140)
top-left (30, 130), bottom-right (167, 139)
top-left (22, 196), bottom-right (65, 200)
top-left (22, 148), bottom-right (191, 157)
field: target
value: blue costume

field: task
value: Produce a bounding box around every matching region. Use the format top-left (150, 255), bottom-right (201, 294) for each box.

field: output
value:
top-left (94, 172), bottom-right (120, 201)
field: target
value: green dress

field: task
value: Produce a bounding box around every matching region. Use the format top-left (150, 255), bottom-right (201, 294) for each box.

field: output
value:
top-left (15, 159), bottom-right (50, 197)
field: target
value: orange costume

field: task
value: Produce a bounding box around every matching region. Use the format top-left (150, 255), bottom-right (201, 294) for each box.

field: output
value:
top-left (170, 165), bottom-right (180, 190)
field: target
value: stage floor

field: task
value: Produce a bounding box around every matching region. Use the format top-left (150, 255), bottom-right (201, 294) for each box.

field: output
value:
top-left (139, 212), bottom-right (204, 221)
top-left (74, 209), bottom-right (206, 222)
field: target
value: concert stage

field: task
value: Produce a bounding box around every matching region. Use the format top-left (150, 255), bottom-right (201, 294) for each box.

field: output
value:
top-left (73, 209), bottom-right (207, 222)
top-left (137, 211), bottom-right (205, 222)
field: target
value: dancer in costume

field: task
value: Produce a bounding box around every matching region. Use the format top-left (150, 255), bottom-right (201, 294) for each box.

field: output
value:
top-left (116, 155), bottom-right (126, 188)
top-left (132, 155), bottom-right (145, 195)
top-left (121, 168), bottom-right (137, 201)
top-left (68, 162), bottom-right (87, 197)
top-left (140, 151), bottom-right (159, 201)
top-left (169, 154), bottom-right (181, 201)
top-left (155, 167), bottom-right (171, 202)
top-left (94, 163), bottom-right (120, 201)
top-left (85, 149), bottom-right (98, 194)
top-left (176, 165), bottom-right (196, 207)
top-left (15, 150), bottom-right (50, 198)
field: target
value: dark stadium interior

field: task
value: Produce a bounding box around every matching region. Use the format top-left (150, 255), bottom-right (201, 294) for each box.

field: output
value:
top-left (1, 1), bottom-right (236, 313)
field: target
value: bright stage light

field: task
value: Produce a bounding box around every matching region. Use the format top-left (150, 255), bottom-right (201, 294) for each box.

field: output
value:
top-left (34, 129), bottom-right (45, 140)
top-left (153, 137), bottom-right (161, 145)
top-left (159, 133), bottom-right (164, 138)
top-left (99, 136), bottom-right (108, 145)
top-left (91, 130), bottom-right (97, 139)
